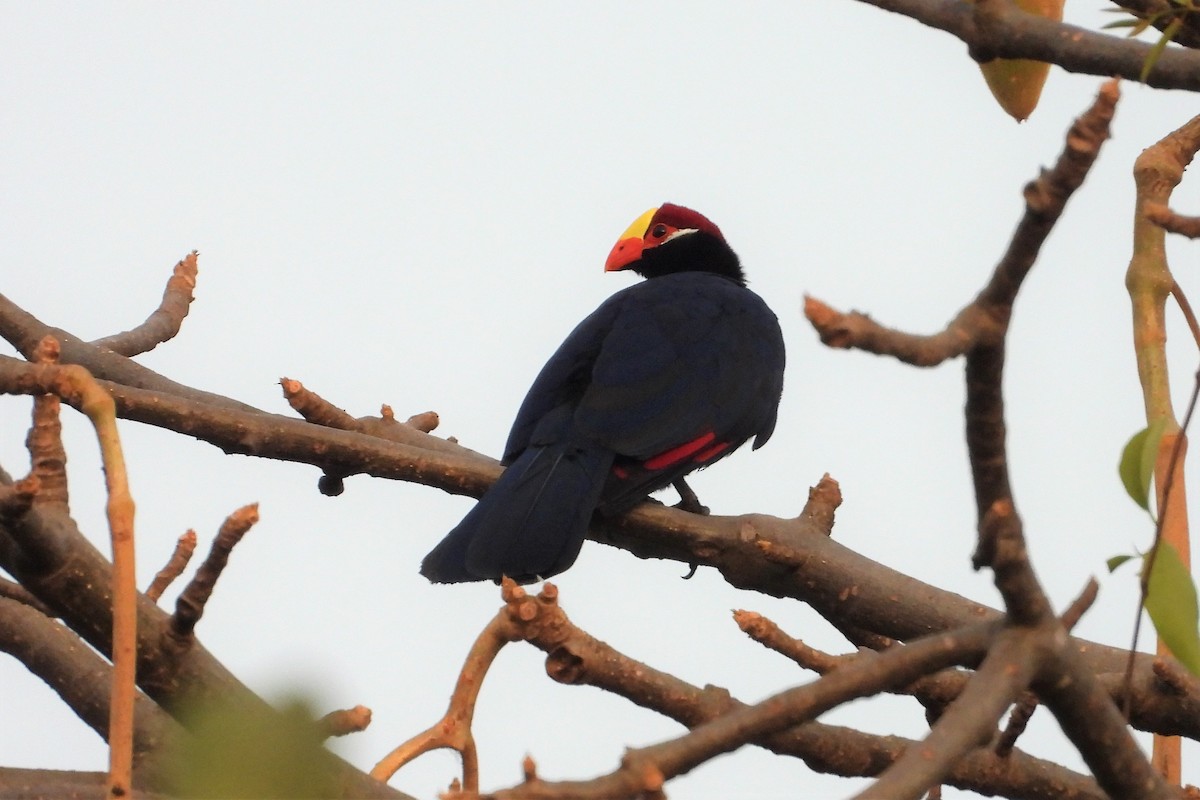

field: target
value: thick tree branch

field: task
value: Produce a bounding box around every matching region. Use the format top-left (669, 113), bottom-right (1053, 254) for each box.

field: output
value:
top-left (0, 596), bottom-right (184, 783)
top-left (855, 0), bottom-right (1200, 90)
top-left (480, 584), bottom-right (1103, 800)
top-left (1037, 636), bottom-right (1177, 800)
top-left (2, 353), bottom-right (1191, 738)
top-left (0, 768), bottom-right (173, 800)
top-left (0, 291), bottom-right (262, 415)
top-left (856, 627), bottom-right (1042, 800)
top-left (0, 493), bottom-right (408, 799)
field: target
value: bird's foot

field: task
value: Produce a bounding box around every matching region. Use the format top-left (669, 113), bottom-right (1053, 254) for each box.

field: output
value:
top-left (672, 478), bottom-right (710, 515)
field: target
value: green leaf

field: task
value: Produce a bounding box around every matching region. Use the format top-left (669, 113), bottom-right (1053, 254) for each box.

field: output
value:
top-left (1141, 17), bottom-right (1184, 81)
top-left (170, 694), bottom-right (335, 798)
top-left (1101, 18), bottom-right (1143, 31)
top-left (1107, 554), bottom-right (1136, 572)
top-left (1119, 419), bottom-right (1167, 511)
top-left (1144, 541), bottom-right (1200, 676)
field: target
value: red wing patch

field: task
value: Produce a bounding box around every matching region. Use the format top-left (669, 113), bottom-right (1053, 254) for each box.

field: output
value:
top-left (690, 440), bottom-right (731, 463)
top-left (610, 432), bottom-right (731, 479)
top-left (643, 432), bottom-right (718, 471)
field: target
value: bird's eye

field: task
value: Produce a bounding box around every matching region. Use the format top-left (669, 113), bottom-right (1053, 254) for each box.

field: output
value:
top-left (651, 224), bottom-right (668, 238)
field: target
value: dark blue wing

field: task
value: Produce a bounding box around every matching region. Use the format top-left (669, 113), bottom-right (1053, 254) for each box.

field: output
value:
top-left (427, 270), bottom-right (785, 582)
top-left (576, 272), bottom-right (784, 459)
top-left (501, 297), bottom-right (624, 464)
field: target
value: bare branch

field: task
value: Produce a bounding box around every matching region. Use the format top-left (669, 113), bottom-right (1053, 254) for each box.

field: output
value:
top-left (996, 693), bottom-right (1040, 759)
top-left (172, 505), bottom-right (259, 638)
top-left (855, 0), bottom-right (1200, 90)
top-left (26, 336), bottom-right (69, 511)
top-left (370, 609), bottom-right (517, 790)
top-left (806, 79), bottom-right (1118, 375)
top-left (0, 575), bottom-right (54, 616)
top-left (0, 597), bottom-right (184, 780)
top-left (485, 583), bottom-right (1101, 800)
top-left (0, 499), bottom-right (406, 799)
top-left (91, 252), bottom-right (198, 357)
top-left (1146, 202), bottom-right (1200, 238)
top-left (1060, 578), bottom-right (1100, 632)
top-left (317, 705), bottom-right (373, 740)
top-left (144, 530), bottom-right (198, 603)
top-left (0, 291), bottom-right (263, 414)
top-left (1, 349), bottom-right (1194, 740)
top-left (856, 628), bottom-right (1042, 800)
top-left (735, 609), bottom-right (848, 672)
top-left (1037, 640), bottom-right (1176, 800)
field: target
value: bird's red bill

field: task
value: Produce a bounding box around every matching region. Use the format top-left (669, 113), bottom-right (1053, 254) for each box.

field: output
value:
top-left (605, 237), bottom-right (644, 272)
top-left (605, 207), bottom-right (658, 272)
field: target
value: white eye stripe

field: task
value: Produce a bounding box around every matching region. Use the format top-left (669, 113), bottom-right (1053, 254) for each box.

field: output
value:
top-left (663, 227), bottom-right (698, 243)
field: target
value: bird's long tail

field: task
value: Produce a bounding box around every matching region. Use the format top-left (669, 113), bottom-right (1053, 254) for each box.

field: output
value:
top-left (420, 441), bottom-right (614, 584)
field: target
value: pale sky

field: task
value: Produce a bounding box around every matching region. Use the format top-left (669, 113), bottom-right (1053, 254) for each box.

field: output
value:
top-left (3, 3), bottom-right (1199, 798)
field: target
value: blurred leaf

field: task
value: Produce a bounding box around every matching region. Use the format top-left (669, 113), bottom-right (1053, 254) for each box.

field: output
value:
top-left (1101, 17), bottom-right (1149, 33)
top-left (1107, 554), bottom-right (1136, 572)
top-left (1144, 541), bottom-right (1200, 676)
top-left (1119, 418), bottom-right (1167, 511)
top-left (1141, 17), bottom-right (1184, 81)
top-left (170, 694), bottom-right (335, 798)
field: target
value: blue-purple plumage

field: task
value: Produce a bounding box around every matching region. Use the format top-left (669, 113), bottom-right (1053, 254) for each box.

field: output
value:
top-left (421, 206), bottom-right (784, 584)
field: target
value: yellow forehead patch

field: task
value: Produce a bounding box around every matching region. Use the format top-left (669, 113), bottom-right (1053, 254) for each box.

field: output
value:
top-left (617, 207), bottom-right (658, 241)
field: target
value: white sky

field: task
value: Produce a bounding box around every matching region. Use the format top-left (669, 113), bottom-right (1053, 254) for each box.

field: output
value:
top-left (2, 3), bottom-right (1199, 798)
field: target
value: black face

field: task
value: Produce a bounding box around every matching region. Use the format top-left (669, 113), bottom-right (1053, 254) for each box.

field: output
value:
top-left (634, 230), bottom-right (746, 286)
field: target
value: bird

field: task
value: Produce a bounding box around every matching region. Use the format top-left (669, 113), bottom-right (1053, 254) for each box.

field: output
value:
top-left (420, 203), bottom-right (785, 584)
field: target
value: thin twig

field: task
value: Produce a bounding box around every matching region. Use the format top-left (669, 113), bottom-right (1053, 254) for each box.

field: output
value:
top-left (317, 705), bottom-right (373, 740)
top-left (145, 530), bottom-right (198, 603)
top-left (369, 604), bottom-right (521, 791)
top-left (1171, 281), bottom-right (1200, 353)
top-left (91, 252), bottom-right (198, 357)
top-left (1147, 202), bottom-right (1200, 239)
top-left (171, 505), bottom-right (259, 638)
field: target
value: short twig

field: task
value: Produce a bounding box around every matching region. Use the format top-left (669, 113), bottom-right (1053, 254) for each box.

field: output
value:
top-left (317, 705), bottom-right (373, 740)
top-left (27, 337), bottom-right (68, 510)
top-left (91, 252), bottom-right (199, 357)
top-left (995, 693), bottom-right (1039, 758)
top-left (994, 578), bottom-right (1099, 757)
top-left (171, 504), bottom-right (259, 638)
top-left (1170, 281), bottom-right (1200, 352)
top-left (734, 610), bottom-right (846, 673)
top-left (145, 530), bottom-right (198, 603)
top-left (1060, 578), bottom-right (1100, 632)
top-left (1146, 202), bottom-right (1200, 239)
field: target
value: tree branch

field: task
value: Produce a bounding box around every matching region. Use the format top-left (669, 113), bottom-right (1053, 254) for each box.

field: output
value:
top-left (856, 627), bottom-right (1042, 800)
top-left (0, 490), bottom-right (408, 799)
top-left (0, 596), bottom-right (184, 787)
top-left (854, 0), bottom-right (1200, 90)
top-left (481, 583), bottom-right (1104, 800)
top-left (90, 252), bottom-right (198, 357)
